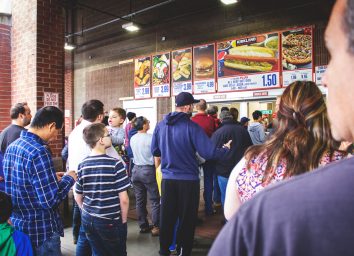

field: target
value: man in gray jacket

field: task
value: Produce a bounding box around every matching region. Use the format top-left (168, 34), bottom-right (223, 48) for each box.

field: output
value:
top-left (248, 110), bottom-right (265, 145)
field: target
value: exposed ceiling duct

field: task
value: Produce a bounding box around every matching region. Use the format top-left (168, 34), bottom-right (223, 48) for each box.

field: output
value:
top-left (65, 0), bottom-right (175, 39)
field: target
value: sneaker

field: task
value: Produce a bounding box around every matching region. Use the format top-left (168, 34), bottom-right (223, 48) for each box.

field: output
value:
top-left (151, 226), bottom-right (160, 236)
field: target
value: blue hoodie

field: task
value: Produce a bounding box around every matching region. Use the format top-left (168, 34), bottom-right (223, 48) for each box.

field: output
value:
top-left (151, 112), bottom-right (229, 181)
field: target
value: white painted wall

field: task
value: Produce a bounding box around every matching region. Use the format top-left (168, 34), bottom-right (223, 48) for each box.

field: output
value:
top-left (123, 98), bottom-right (157, 133)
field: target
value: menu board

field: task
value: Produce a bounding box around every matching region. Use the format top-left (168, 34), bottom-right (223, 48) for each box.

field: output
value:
top-left (281, 26), bottom-right (313, 86)
top-left (134, 56), bottom-right (151, 99)
top-left (171, 48), bottom-right (193, 96)
top-left (217, 32), bottom-right (281, 92)
top-left (152, 52), bottom-right (171, 97)
top-left (193, 44), bottom-right (216, 94)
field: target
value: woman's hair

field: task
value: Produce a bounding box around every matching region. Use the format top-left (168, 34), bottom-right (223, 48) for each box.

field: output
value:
top-left (134, 116), bottom-right (148, 131)
top-left (245, 81), bottom-right (343, 182)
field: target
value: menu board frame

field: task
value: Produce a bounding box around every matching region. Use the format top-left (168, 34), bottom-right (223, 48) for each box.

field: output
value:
top-left (133, 55), bottom-right (152, 99)
top-left (216, 31), bottom-right (282, 93)
top-left (151, 51), bottom-right (171, 98)
top-left (281, 25), bottom-right (314, 86)
top-left (171, 47), bottom-right (193, 96)
top-left (192, 43), bottom-right (217, 95)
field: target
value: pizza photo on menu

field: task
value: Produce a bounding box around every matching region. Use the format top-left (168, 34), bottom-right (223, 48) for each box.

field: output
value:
top-left (282, 27), bottom-right (312, 70)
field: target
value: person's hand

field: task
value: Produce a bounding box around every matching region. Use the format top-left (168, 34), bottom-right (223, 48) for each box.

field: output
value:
top-left (0, 176), bottom-right (4, 181)
top-left (223, 140), bottom-right (232, 149)
top-left (66, 170), bottom-right (77, 181)
top-left (56, 172), bottom-right (65, 182)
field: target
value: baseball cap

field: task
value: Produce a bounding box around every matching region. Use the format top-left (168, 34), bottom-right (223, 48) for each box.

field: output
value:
top-left (175, 92), bottom-right (200, 107)
top-left (240, 117), bottom-right (250, 123)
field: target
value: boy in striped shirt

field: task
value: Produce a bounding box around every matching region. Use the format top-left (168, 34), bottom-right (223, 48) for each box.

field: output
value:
top-left (75, 123), bottom-right (130, 256)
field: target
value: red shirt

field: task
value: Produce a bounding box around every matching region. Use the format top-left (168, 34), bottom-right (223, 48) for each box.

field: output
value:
top-left (191, 113), bottom-right (216, 137)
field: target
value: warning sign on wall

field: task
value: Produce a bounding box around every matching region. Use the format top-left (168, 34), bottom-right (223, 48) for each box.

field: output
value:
top-left (44, 92), bottom-right (59, 107)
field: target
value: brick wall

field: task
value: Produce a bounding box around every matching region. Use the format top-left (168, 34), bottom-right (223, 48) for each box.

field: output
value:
top-left (12, 0), bottom-right (65, 159)
top-left (0, 23), bottom-right (11, 131)
top-left (36, 0), bottom-right (65, 157)
top-left (64, 52), bottom-right (74, 135)
top-left (11, 0), bottom-right (37, 110)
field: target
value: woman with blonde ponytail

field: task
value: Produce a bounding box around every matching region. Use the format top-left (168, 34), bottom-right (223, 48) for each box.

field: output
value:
top-left (224, 81), bottom-right (347, 220)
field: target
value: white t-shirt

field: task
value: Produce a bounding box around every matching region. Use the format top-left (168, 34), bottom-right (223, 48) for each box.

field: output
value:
top-left (68, 119), bottom-right (120, 172)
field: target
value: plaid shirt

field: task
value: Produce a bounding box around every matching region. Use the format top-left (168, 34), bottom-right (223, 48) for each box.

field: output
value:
top-left (3, 130), bottom-right (75, 247)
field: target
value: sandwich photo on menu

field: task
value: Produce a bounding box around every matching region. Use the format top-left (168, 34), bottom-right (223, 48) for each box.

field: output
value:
top-left (193, 44), bottom-right (215, 80)
top-left (195, 56), bottom-right (214, 78)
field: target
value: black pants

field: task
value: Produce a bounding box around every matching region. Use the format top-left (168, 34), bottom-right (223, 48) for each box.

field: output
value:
top-left (159, 179), bottom-right (200, 256)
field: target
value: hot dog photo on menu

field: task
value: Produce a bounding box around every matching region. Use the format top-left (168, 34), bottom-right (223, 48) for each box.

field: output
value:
top-left (217, 32), bottom-right (280, 78)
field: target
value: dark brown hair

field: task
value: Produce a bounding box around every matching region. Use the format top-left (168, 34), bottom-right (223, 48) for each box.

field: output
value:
top-left (245, 81), bottom-right (343, 182)
top-left (10, 102), bottom-right (28, 119)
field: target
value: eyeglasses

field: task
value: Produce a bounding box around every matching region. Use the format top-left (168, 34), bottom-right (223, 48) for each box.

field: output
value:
top-left (103, 134), bottom-right (111, 138)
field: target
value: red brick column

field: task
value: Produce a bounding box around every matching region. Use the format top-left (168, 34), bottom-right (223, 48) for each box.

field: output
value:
top-left (12, 0), bottom-right (65, 159)
top-left (64, 52), bottom-right (74, 135)
top-left (0, 23), bottom-right (11, 131)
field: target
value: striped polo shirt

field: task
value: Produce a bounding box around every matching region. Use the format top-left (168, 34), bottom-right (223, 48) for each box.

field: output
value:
top-left (75, 154), bottom-right (131, 220)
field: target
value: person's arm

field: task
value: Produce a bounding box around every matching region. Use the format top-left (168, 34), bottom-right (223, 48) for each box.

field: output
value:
top-left (151, 126), bottom-right (161, 157)
top-left (115, 161), bottom-right (131, 223)
top-left (192, 124), bottom-right (229, 161)
top-left (75, 193), bottom-right (84, 209)
top-left (31, 149), bottom-right (75, 209)
top-left (119, 190), bottom-right (129, 223)
top-left (74, 168), bottom-right (84, 208)
top-left (224, 158), bottom-right (245, 220)
top-left (259, 123), bottom-right (266, 143)
top-left (154, 156), bottom-right (161, 167)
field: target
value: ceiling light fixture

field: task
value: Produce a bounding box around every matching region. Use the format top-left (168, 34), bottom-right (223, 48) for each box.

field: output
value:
top-left (64, 42), bottom-right (76, 50)
top-left (122, 22), bottom-right (139, 32)
top-left (220, 0), bottom-right (238, 5)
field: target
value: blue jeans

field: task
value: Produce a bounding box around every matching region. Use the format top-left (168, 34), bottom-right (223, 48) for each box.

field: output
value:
top-left (82, 212), bottom-right (127, 256)
top-left (203, 162), bottom-right (214, 214)
top-left (76, 225), bottom-right (92, 256)
top-left (34, 232), bottom-right (61, 256)
top-left (213, 175), bottom-right (221, 203)
top-left (72, 200), bottom-right (81, 241)
top-left (217, 176), bottom-right (229, 207)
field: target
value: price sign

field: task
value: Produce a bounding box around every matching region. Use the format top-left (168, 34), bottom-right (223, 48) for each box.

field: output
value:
top-left (172, 82), bottom-right (192, 95)
top-left (134, 87), bottom-right (151, 98)
top-left (282, 70), bottom-right (313, 86)
top-left (193, 80), bottom-right (216, 94)
top-left (315, 65), bottom-right (327, 85)
top-left (218, 72), bottom-right (279, 92)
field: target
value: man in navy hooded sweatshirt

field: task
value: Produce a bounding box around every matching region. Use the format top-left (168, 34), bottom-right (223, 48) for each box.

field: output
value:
top-left (151, 92), bottom-right (231, 256)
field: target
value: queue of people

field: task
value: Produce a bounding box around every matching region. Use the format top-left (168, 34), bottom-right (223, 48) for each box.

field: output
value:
top-left (1, 2), bottom-right (354, 255)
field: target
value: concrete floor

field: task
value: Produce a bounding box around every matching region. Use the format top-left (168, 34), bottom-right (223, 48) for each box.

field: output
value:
top-left (61, 219), bottom-right (213, 256)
